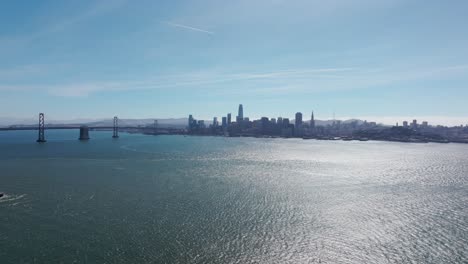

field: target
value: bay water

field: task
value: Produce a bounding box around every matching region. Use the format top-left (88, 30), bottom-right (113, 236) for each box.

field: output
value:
top-left (0, 130), bottom-right (467, 263)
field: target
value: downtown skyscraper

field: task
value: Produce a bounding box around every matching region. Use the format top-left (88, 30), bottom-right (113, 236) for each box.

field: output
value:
top-left (236, 104), bottom-right (243, 123)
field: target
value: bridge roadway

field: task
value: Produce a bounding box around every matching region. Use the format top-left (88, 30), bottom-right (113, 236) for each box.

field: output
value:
top-left (0, 126), bottom-right (137, 131)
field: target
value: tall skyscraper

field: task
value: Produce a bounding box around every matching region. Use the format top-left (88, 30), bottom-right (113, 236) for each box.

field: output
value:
top-left (295, 112), bottom-right (303, 128)
top-left (188, 114), bottom-right (195, 131)
top-left (227, 113), bottom-right (232, 125)
top-left (295, 112), bottom-right (303, 137)
top-left (189, 114), bottom-right (193, 127)
top-left (213, 117), bottom-right (218, 127)
top-left (310, 111), bottom-right (315, 130)
top-left (237, 104), bottom-right (243, 122)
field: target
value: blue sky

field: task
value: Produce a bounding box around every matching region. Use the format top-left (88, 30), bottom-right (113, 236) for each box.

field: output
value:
top-left (1, 0), bottom-right (468, 125)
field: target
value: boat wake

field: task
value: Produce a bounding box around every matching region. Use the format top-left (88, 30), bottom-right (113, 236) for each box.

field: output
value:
top-left (0, 193), bottom-right (27, 206)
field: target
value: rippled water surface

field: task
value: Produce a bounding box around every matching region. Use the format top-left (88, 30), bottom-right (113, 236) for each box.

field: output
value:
top-left (0, 130), bottom-right (467, 263)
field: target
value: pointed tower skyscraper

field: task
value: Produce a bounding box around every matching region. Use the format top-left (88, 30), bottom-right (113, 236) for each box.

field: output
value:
top-left (310, 111), bottom-right (315, 130)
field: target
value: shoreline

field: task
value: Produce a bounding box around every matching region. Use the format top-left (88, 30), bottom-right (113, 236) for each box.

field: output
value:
top-left (1, 128), bottom-right (467, 145)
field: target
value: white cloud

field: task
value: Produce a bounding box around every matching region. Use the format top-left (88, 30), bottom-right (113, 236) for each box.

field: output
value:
top-left (1, 64), bottom-right (467, 97)
top-left (164, 21), bottom-right (214, 35)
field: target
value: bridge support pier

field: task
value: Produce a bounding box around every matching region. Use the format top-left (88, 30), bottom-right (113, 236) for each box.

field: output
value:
top-left (79, 126), bottom-right (90, 140)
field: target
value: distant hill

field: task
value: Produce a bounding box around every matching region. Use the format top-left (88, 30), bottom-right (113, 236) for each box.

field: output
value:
top-left (86, 118), bottom-right (189, 128)
top-left (299, 119), bottom-right (365, 126)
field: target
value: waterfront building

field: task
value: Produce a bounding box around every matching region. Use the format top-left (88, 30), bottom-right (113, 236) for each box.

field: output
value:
top-left (227, 113), bottom-right (232, 125)
top-left (260, 117), bottom-right (269, 134)
top-left (281, 124), bottom-right (294, 137)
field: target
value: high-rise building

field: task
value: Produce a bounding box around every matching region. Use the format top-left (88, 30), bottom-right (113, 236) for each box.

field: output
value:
top-left (277, 117), bottom-right (283, 125)
top-left (236, 104), bottom-right (243, 122)
top-left (295, 112), bottom-right (303, 128)
top-left (198, 120), bottom-right (205, 128)
top-left (412, 119), bottom-right (418, 129)
top-left (403, 121), bottom-right (409, 128)
top-left (227, 113), bottom-right (232, 125)
top-left (270, 118), bottom-right (276, 124)
top-left (295, 112), bottom-right (303, 137)
top-left (222, 117), bottom-right (227, 128)
top-left (310, 111), bottom-right (315, 130)
top-left (422, 121), bottom-right (429, 128)
top-left (188, 115), bottom-right (196, 131)
top-left (213, 117), bottom-right (218, 127)
top-left (189, 115), bottom-right (194, 127)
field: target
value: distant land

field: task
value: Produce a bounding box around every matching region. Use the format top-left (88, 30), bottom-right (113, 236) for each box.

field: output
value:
top-left (0, 118), bottom-right (363, 129)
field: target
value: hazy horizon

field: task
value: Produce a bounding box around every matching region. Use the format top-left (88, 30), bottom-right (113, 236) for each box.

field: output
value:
top-left (1, 114), bottom-right (467, 127)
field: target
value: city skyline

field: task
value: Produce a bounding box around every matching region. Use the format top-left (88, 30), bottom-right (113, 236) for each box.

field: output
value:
top-left (1, 0), bottom-right (468, 124)
top-left (1, 110), bottom-right (468, 128)
top-left (184, 104), bottom-right (468, 143)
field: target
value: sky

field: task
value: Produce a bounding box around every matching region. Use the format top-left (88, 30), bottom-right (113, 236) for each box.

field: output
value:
top-left (1, 0), bottom-right (468, 126)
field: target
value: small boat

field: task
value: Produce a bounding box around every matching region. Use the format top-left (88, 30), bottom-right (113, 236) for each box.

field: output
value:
top-left (0, 193), bottom-right (4, 198)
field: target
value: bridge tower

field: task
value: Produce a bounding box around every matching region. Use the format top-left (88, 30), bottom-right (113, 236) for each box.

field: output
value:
top-left (36, 113), bottom-right (46, 143)
top-left (112, 116), bottom-right (119, 138)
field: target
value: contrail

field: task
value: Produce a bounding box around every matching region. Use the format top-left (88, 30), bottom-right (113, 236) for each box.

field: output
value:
top-left (165, 21), bottom-right (214, 35)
